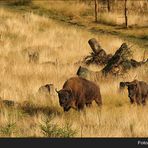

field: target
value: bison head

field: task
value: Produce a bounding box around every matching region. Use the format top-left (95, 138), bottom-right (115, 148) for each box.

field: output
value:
top-left (55, 88), bottom-right (74, 112)
top-left (119, 82), bottom-right (130, 94)
top-left (127, 83), bottom-right (137, 98)
top-left (119, 82), bottom-right (126, 89)
top-left (125, 80), bottom-right (138, 103)
top-left (119, 82), bottom-right (131, 89)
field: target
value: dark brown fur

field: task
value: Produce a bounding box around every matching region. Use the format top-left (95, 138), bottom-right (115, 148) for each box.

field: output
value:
top-left (121, 80), bottom-right (148, 105)
top-left (56, 77), bottom-right (102, 112)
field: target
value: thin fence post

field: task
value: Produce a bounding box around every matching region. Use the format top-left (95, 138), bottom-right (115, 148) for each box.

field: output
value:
top-left (94, 0), bottom-right (98, 22)
top-left (107, 0), bottom-right (111, 12)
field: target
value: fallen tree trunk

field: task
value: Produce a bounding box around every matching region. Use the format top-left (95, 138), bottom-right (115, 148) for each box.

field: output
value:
top-left (102, 43), bottom-right (132, 76)
top-left (79, 42), bottom-right (147, 79)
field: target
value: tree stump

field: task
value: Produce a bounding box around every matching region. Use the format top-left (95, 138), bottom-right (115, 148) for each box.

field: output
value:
top-left (88, 38), bottom-right (102, 54)
top-left (76, 66), bottom-right (91, 78)
top-left (84, 38), bottom-right (112, 65)
top-left (76, 66), bottom-right (102, 82)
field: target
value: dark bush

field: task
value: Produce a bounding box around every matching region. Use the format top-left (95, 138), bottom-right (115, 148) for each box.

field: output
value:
top-left (9, 0), bottom-right (32, 6)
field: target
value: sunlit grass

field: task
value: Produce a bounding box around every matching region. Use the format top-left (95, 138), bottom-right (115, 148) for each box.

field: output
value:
top-left (0, 7), bottom-right (147, 137)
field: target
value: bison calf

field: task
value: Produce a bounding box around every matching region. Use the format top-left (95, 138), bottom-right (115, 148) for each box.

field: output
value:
top-left (56, 77), bottom-right (102, 112)
top-left (120, 80), bottom-right (148, 105)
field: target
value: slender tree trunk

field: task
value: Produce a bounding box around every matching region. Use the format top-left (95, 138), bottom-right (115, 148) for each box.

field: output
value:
top-left (107, 0), bottom-right (111, 12)
top-left (94, 0), bottom-right (98, 22)
top-left (124, 0), bottom-right (128, 28)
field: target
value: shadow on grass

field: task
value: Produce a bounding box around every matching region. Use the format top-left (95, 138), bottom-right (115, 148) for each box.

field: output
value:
top-left (0, 99), bottom-right (61, 117)
top-left (19, 102), bottom-right (61, 116)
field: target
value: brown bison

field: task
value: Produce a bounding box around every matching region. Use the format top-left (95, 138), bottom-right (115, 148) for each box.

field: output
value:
top-left (55, 77), bottom-right (102, 112)
top-left (120, 80), bottom-right (148, 105)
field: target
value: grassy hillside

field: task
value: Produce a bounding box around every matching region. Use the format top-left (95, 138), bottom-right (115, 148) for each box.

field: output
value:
top-left (1, 1), bottom-right (148, 48)
top-left (31, 1), bottom-right (148, 48)
top-left (0, 2), bottom-right (148, 137)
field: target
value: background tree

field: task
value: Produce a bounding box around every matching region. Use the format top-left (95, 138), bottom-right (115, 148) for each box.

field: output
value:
top-left (94, 0), bottom-right (99, 22)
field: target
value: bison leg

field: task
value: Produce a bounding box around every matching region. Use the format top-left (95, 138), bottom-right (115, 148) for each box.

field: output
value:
top-left (77, 103), bottom-right (85, 111)
top-left (135, 97), bottom-right (140, 105)
top-left (141, 98), bottom-right (146, 106)
top-left (95, 98), bottom-right (102, 106)
top-left (86, 103), bottom-right (92, 107)
top-left (63, 106), bottom-right (71, 112)
top-left (76, 95), bottom-right (85, 111)
top-left (130, 98), bottom-right (134, 104)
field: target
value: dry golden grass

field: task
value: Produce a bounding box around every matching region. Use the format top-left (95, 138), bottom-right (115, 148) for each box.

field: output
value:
top-left (0, 7), bottom-right (147, 137)
top-left (32, 0), bottom-right (148, 27)
top-left (99, 12), bottom-right (148, 26)
top-left (32, 0), bottom-right (90, 19)
top-left (30, 0), bottom-right (148, 45)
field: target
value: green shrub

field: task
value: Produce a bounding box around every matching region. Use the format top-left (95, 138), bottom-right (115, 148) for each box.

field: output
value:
top-left (40, 115), bottom-right (76, 138)
top-left (0, 122), bottom-right (16, 137)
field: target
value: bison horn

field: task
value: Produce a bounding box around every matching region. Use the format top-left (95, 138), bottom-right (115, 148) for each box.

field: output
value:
top-left (55, 88), bottom-right (59, 93)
